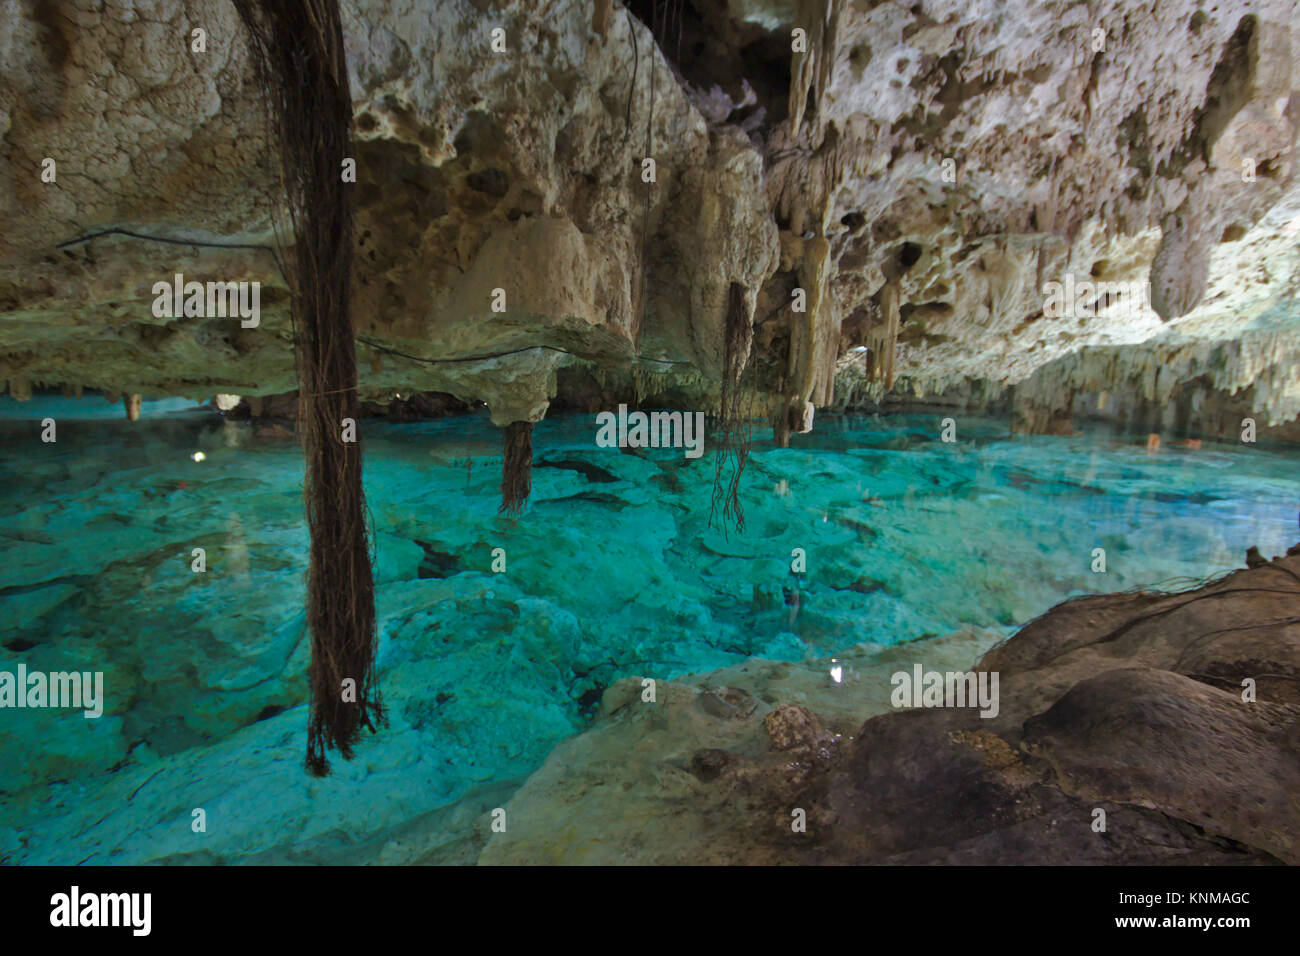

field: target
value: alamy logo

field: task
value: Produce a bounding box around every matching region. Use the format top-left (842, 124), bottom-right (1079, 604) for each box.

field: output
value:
top-left (50, 886), bottom-right (151, 936)
top-left (890, 665), bottom-right (999, 718)
top-left (0, 664), bottom-right (103, 718)
top-left (1042, 273), bottom-right (1149, 319)
top-left (152, 273), bottom-right (260, 327)
top-left (595, 404), bottom-right (705, 459)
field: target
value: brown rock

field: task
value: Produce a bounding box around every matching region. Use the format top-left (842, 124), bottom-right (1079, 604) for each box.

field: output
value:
top-left (763, 703), bottom-right (823, 751)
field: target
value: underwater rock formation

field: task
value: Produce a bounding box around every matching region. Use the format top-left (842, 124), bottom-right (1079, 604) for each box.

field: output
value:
top-left (480, 551), bottom-right (1300, 865)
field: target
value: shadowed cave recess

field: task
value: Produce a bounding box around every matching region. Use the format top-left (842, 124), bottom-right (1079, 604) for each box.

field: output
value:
top-left (0, 0), bottom-right (1298, 869)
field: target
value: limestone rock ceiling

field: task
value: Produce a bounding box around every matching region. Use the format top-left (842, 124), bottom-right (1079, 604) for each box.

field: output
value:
top-left (1, 0), bottom-right (1297, 426)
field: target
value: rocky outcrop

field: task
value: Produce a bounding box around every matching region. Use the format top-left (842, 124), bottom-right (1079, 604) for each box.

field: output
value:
top-left (2, 0), bottom-right (1297, 433)
top-left (1, 0), bottom-right (777, 426)
top-left (479, 550), bottom-right (1300, 864)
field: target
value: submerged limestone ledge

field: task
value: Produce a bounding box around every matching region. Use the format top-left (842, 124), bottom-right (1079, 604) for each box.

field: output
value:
top-left (479, 551), bottom-right (1300, 865)
top-left (4, 548), bottom-right (1294, 865)
top-left (0, 624), bottom-right (999, 866)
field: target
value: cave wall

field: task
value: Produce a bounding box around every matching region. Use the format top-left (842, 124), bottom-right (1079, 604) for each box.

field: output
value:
top-left (1, 0), bottom-right (1297, 430)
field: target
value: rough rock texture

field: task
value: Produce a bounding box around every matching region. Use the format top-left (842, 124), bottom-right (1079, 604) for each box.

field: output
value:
top-left (2, 0), bottom-right (1297, 432)
top-left (816, 0), bottom-right (1300, 419)
top-left (479, 551), bottom-right (1300, 864)
top-left (0, 0), bottom-right (776, 427)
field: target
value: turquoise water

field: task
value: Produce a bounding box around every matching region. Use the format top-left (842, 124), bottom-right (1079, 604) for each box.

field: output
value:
top-left (0, 397), bottom-right (1296, 862)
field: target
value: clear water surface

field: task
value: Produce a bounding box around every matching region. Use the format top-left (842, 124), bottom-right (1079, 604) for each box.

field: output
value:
top-left (0, 396), bottom-right (1295, 862)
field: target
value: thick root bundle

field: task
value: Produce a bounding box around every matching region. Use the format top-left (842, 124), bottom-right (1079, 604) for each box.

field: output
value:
top-left (500, 420), bottom-right (534, 514)
top-left (231, 0), bottom-right (382, 775)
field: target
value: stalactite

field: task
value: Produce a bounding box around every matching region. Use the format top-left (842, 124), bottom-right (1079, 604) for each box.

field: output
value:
top-left (788, 5), bottom-right (815, 140)
top-left (788, 0), bottom-right (840, 141)
top-left (231, 0), bottom-right (381, 776)
top-left (124, 393), bottom-right (141, 421)
top-left (500, 420), bottom-right (534, 514)
top-left (773, 400), bottom-right (793, 448)
top-left (8, 377), bottom-right (30, 401)
top-left (798, 236), bottom-right (831, 403)
top-left (815, 297), bottom-right (842, 407)
top-left (633, 364), bottom-right (646, 405)
top-left (874, 279), bottom-right (901, 390)
top-left (782, 221), bottom-right (835, 436)
top-left (710, 282), bottom-right (754, 534)
top-left (815, 1), bottom-right (842, 129)
top-left (593, 0), bottom-right (613, 38)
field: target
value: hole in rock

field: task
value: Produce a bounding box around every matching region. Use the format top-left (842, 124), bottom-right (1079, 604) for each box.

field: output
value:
top-left (624, 0), bottom-right (790, 134)
top-left (885, 241), bottom-right (924, 279)
top-left (415, 541), bottom-right (462, 579)
top-left (466, 168), bottom-right (509, 197)
top-left (1257, 157), bottom-right (1282, 179)
top-left (841, 211), bottom-right (867, 233)
top-left (848, 43), bottom-right (872, 79)
top-left (576, 684), bottom-right (606, 719)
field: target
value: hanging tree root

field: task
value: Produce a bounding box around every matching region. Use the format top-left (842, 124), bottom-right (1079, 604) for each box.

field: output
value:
top-left (501, 420), bottom-right (534, 514)
top-left (231, 0), bottom-right (383, 776)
